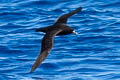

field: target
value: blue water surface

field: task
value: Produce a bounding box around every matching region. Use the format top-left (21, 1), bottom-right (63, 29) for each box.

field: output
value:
top-left (0, 0), bottom-right (120, 80)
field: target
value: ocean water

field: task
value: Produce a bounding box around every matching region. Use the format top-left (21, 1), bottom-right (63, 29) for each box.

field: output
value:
top-left (0, 0), bottom-right (120, 80)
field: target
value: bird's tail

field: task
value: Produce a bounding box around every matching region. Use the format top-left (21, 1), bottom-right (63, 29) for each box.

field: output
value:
top-left (35, 28), bottom-right (45, 32)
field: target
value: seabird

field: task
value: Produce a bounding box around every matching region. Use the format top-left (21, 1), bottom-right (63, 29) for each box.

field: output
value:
top-left (30, 7), bottom-right (82, 72)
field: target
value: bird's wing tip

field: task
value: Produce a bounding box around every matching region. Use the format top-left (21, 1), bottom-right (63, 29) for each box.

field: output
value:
top-left (30, 67), bottom-right (36, 73)
top-left (30, 70), bottom-right (34, 73)
top-left (77, 7), bottom-right (82, 10)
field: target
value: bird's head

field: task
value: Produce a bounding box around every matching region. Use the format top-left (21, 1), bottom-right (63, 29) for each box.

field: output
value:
top-left (72, 30), bottom-right (78, 35)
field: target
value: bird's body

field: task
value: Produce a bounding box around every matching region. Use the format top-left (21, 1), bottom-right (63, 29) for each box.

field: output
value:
top-left (30, 7), bottom-right (82, 72)
top-left (36, 23), bottom-right (74, 35)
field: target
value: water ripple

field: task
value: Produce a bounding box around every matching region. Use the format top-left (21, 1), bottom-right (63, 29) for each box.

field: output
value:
top-left (0, 0), bottom-right (120, 80)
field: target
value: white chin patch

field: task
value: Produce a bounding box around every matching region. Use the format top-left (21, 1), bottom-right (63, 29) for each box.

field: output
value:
top-left (73, 31), bottom-right (78, 35)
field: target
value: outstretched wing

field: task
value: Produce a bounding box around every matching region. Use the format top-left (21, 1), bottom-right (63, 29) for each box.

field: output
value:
top-left (30, 29), bottom-right (62, 72)
top-left (55, 7), bottom-right (82, 24)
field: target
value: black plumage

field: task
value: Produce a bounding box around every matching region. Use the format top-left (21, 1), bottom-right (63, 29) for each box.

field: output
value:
top-left (30, 7), bottom-right (82, 72)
